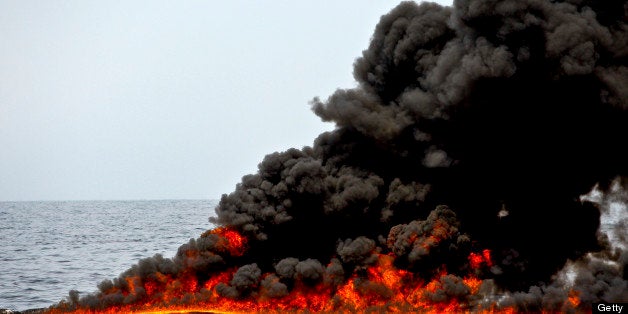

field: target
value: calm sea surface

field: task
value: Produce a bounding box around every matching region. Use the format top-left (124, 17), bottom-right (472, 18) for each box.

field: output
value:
top-left (0, 200), bottom-right (217, 311)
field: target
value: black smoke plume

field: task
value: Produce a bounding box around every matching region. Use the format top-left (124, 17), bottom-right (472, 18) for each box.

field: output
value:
top-left (53, 0), bottom-right (627, 311)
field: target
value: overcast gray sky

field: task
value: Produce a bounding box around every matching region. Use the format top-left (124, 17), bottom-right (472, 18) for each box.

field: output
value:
top-left (0, 1), bottom-right (452, 201)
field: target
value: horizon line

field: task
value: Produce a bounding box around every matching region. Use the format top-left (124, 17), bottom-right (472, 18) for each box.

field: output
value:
top-left (0, 198), bottom-right (220, 203)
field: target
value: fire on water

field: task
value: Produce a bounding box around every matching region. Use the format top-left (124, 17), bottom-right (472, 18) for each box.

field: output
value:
top-left (44, 226), bottom-right (583, 313)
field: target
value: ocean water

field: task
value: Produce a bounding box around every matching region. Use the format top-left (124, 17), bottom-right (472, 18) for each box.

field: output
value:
top-left (0, 200), bottom-right (217, 312)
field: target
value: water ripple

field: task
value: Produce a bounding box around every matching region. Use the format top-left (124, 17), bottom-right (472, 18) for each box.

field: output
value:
top-left (0, 199), bottom-right (217, 311)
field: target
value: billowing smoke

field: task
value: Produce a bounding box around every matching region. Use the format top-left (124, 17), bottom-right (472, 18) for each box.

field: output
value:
top-left (51, 0), bottom-right (627, 312)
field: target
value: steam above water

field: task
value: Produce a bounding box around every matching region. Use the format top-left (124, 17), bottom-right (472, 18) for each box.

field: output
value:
top-left (53, 0), bottom-right (627, 311)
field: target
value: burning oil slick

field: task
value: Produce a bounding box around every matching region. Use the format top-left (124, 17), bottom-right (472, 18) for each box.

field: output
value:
top-left (46, 0), bottom-right (626, 312)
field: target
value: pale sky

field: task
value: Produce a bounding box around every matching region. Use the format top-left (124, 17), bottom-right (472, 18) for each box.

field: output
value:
top-left (0, 1), bottom-right (453, 201)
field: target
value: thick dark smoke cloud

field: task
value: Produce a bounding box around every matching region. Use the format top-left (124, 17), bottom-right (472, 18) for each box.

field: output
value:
top-left (55, 0), bottom-right (627, 311)
top-left (214, 0), bottom-right (627, 289)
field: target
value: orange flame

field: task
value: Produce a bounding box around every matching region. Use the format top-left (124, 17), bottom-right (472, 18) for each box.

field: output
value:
top-left (568, 289), bottom-right (581, 308)
top-left (204, 227), bottom-right (247, 257)
top-left (469, 248), bottom-right (493, 269)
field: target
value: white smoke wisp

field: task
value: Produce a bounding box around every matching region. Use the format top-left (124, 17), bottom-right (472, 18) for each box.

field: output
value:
top-left (582, 177), bottom-right (627, 251)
